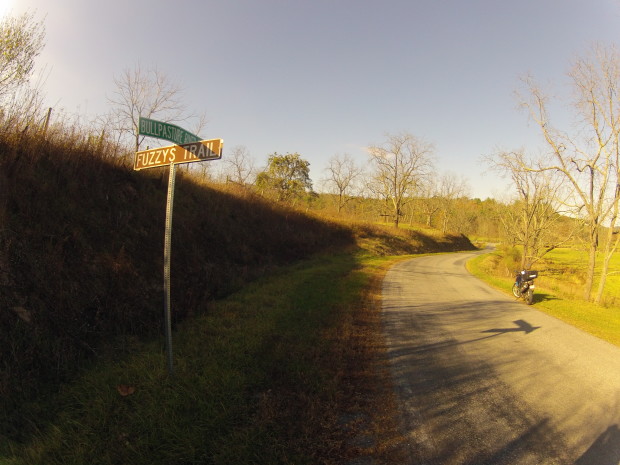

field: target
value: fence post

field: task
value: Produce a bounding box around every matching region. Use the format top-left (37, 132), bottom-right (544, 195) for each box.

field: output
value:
top-left (42, 107), bottom-right (52, 134)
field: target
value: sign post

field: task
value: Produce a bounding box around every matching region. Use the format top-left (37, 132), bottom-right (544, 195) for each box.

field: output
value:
top-left (135, 117), bottom-right (223, 376)
top-left (163, 162), bottom-right (176, 375)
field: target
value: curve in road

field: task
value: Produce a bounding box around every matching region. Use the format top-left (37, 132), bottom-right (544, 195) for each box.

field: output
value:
top-left (382, 248), bottom-right (620, 465)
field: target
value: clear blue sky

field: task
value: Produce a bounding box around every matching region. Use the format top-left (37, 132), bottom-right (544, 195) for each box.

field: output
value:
top-left (6, 0), bottom-right (620, 199)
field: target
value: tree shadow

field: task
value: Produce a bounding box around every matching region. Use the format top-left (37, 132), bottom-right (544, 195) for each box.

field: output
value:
top-left (576, 424), bottom-right (620, 465)
top-left (482, 319), bottom-right (540, 335)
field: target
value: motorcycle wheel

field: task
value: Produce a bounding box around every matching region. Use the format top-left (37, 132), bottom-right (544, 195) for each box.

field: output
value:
top-left (512, 283), bottom-right (521, 298)
top-left (525, 288), bottom-right (534, 305)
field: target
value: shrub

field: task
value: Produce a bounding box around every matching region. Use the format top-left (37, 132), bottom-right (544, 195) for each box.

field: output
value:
top-left (499, 244), bottom-right (522, 276)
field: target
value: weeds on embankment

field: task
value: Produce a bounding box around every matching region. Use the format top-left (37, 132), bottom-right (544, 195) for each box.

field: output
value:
top-left (0, 127), bottom-right (353, 442)
top-left (1, 124), bottom-right (474, 464)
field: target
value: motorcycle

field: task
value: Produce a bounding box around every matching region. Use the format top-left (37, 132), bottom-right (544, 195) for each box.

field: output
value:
top-left (512, 270), bottom-right (538, 305)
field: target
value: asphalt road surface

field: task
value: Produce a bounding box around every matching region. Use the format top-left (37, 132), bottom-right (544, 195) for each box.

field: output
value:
top-left (382, 248), bottom-right (620, 465)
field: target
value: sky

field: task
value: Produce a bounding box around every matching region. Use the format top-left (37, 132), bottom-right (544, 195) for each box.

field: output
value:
top-left (4, 0), bottom-right (620, 199)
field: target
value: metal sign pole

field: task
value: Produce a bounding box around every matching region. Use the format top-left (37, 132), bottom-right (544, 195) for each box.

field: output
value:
top-left (163, 162), bottom-right (176, 376)
top-left (134, 116), bottom-right (223, 377)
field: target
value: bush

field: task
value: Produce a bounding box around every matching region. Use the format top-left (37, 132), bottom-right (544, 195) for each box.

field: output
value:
top-left (499, 244), bottom-right (522, 276)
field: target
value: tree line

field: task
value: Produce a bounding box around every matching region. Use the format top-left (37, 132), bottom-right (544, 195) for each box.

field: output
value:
top-left (1, 13), bottom-right (618, 304)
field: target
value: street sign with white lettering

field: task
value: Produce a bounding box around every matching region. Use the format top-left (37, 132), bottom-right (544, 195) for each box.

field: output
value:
top-left (138, 116), bottom-right (201, 146)
top-left (134, 139), bottom-right (224, 171)
top-left (134, 127), bottom-right (223, 375)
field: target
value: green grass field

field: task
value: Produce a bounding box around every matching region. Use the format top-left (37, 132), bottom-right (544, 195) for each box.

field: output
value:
top-left (542, 247), bottom-right (620, 304)
top-left (468, 251), bottom-right (620, 347)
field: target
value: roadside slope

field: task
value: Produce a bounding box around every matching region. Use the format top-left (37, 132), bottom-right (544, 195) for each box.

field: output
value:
top-left (2, 228), bottom-right (475, 464)
top-left (1, 130), bottom-right (475, 460)
top-left (0, 133), bottom-right (353, 439)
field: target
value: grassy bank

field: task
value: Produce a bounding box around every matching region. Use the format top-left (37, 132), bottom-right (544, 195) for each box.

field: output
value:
top-left (3, 229), bottom-right (471, 464)
top-left (0, 131), bottom-right (354, 440)
top-left (1, 125), bottom-right (475, 463)
top-left (467, 251), bottom-right (620, 347)
top-left (3, 250), bottom-right (413, 464)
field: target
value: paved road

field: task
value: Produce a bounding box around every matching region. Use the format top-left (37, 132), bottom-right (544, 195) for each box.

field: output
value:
top-left (382, 248), bottom-right (620, 465)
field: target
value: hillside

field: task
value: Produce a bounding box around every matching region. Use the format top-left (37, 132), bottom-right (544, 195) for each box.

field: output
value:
top-left (0, 131), bottom-right (474, 446)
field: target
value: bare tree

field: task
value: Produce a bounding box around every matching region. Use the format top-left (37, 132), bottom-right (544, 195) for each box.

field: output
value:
top-left (107, 65), bottom-right (206, 151)
top-left (0, 74), bottom-right (46, 132)
top-left (572, 48), bottom-right (620, 304)
top-left (222, 145), bottom-right (256, 185)
top-left (321, 153), bottom-right (364, 213)
top-left (519, 44), bottom-right (620, 302)
top-left (437, 172), bottom-right (471, 233)
top-left (415, 177), bottom-right (441, 227)
top-left (368, 132), bottom-right (434, 227)
top-left (0, 12), bottom-right (45, 101)
top-left (0, 12), bottom-right (46, 132)
top-left (488, 150), bottom-right (572, 269)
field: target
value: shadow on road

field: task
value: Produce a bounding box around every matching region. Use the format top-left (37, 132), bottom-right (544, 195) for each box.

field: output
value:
top-left (482, 319), bottom-right (540, 335)
top-left (387, 318), bottom-right (541, 361)
top-left (382, 299), bottom-right (576, 464)
top-left (576, 424), bottom-right (620, 465)
top-left (382, 254), bottom-right (620, 464)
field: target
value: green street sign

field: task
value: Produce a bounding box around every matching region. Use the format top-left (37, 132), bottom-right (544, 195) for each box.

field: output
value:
top-left (138, 116), bottom-right (201, 146)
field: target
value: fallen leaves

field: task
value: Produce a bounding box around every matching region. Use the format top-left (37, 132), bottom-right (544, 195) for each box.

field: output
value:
top-left (117, 384), bottom-right (136, 396)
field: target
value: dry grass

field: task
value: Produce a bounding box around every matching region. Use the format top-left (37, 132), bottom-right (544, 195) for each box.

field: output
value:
top-left (3, 249), bottom-right (447, 464)
top-left (0, 126), bottom-right (354, 443)
top-left (332, 255), bottom-right (413, 464)
top-left (1, 120), bottom-right (476, 463)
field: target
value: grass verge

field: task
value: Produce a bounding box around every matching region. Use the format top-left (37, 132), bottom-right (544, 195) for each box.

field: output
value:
top-left (3, 251), bottom-right (407, 465)
top-left (467, 252), bottom-right (620, 347)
